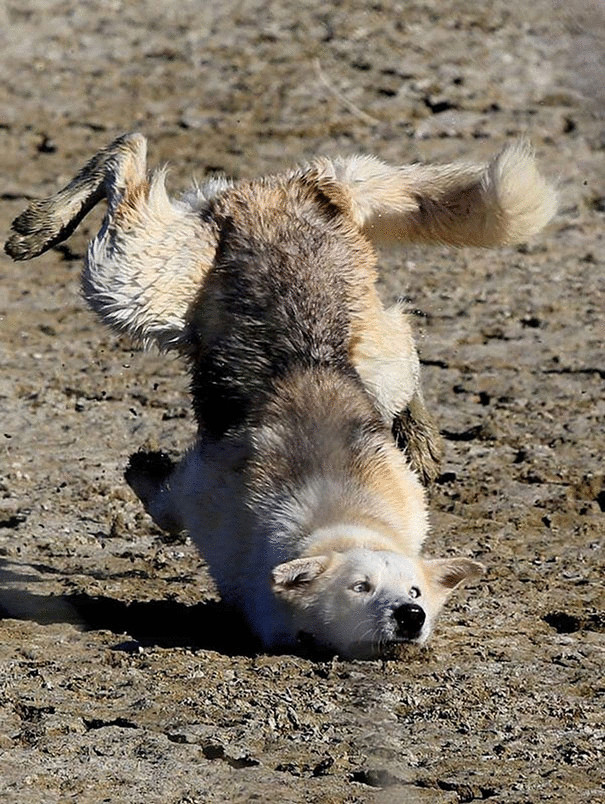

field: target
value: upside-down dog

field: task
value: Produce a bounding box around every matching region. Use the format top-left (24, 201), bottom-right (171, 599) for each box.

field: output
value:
top-left (5, 134), bottom-right (556, 656)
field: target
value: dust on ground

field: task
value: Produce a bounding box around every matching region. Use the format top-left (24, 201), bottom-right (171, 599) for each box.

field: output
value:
top-left (0, 1), bottom-right (603, 802)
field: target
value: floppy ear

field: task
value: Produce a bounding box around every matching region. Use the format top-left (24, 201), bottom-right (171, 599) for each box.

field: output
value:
top-left (271, 556), bottom-right (331, 602)
top-left (425, 557), bottom-right (485, 593)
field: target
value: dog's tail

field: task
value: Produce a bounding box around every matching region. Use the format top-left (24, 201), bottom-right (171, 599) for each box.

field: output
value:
top-left (309, 140), bottom-right (557, 248)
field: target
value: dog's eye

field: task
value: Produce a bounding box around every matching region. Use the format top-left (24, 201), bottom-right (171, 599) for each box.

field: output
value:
top-left (409, 586), bottom-right (421, 599)
top-left (350, 580), bottom-right (372, 594)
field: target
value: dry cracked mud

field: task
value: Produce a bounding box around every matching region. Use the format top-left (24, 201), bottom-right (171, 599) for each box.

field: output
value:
top-left (0, 1), bottom-right (603, 802)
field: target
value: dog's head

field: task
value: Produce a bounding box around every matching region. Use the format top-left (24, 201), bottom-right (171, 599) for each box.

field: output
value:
top-left (271, 548), bottom-right (483, 658)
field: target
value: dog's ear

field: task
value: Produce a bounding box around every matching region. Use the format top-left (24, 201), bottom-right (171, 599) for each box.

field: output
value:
top-left (424, 557), bottom-right (485, 593)
top-left (271, 556), bottom-right (331, 602)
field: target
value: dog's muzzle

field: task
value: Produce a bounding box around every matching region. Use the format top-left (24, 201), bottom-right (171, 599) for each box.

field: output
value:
top-left (393, 603), bottom-right (425, 640)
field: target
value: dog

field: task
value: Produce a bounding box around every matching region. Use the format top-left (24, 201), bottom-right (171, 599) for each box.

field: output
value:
top-left (5, 134), bottom-right (556, 657)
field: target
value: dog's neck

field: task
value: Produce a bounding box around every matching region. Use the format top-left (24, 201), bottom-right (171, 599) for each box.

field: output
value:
top-left (304, 519), bottom-right (401, 556)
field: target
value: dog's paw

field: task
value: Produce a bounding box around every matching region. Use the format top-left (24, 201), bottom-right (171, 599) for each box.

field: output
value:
top-left (125, 449), bottom-right (174, 496)
top-left (5, 198), bottom-right (68, 261)
top-left (125, 449), bottom-right (175, 503)
top-left (125, 449), bottom-right (184, 534)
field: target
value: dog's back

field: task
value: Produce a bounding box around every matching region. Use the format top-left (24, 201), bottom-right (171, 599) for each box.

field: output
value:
top-left (189, 178), bottom-right (377, 435)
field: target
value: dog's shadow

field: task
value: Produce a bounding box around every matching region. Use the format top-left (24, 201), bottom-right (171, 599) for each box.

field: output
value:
top-left (0, 559), bottom-right (415, 661)
top-left (0, 559), bottom-right (260, 656)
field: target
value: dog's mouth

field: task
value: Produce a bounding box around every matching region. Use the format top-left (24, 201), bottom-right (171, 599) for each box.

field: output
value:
top-left (349, 636), bottom-right (422, 659)
top-left (296, 631), bottom-right (421, 660)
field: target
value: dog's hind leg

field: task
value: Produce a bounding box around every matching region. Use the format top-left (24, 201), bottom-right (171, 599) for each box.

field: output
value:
top-left (351, 300), bottom-right (442, 483)
top-left (5, 133), bottom-right (147, 261)
top-left (6, 133), bottom-right (218, 350)
top-left (307, 141), bottom-right (557, 248)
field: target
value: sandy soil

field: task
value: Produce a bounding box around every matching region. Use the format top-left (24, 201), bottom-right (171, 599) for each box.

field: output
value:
top-left (0, 1), bottom-right (603, 801)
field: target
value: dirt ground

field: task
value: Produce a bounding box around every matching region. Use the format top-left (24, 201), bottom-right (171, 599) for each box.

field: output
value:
top-left (0, 1), bottom-right (603, 802)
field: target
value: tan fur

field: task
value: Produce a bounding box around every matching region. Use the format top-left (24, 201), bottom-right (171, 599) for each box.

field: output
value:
top-left (350, 297), bottom-right (419, 422)
top-left (307, 141), bottom-right (557, 247)
top-left (5, 134), bottom-right (557, 656)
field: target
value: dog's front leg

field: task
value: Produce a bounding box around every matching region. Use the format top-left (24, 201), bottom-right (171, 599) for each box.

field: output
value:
top-left (391, 391), bottom-right (443, 485)
top-left (125, 449), bottom-right (184, 535)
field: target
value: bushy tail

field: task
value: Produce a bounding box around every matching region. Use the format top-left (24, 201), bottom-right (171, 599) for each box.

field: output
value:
top-left (310, 141), bottom-right (558, 248)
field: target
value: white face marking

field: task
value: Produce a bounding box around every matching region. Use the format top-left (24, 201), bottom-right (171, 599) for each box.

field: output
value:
top-left (289, 549), bottom-right (446, 658)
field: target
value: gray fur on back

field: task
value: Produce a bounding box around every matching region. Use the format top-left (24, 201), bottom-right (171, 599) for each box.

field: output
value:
top-left (189, 179), bottom-right (373, 435)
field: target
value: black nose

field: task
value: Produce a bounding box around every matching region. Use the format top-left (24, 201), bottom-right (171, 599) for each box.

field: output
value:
top-left (393, 603), bottom-right (426, 640)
